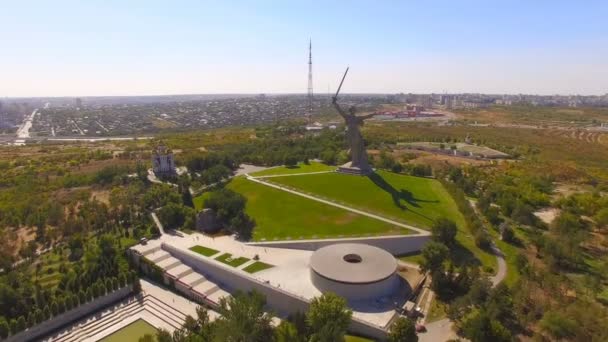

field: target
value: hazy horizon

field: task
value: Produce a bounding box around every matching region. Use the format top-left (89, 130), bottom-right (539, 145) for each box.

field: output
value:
top-left (2, 1), bottom-right (608, 97)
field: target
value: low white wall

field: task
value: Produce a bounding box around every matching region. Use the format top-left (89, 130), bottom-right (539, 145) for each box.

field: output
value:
top-left (161, 242), bottom-right (389, 340)
top-left (4, 286), bottom-right (133, 342)
top-left (247, 234), bottom-right (430, 255)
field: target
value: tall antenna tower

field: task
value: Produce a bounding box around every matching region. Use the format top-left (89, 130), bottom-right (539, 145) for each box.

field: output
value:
top-left (307, 39), bottom-right (313, 122)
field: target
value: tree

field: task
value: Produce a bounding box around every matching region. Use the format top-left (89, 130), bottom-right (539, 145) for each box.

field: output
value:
top-left (50, 301), bottom-right (59, 316)
top-left (594, 207), bottom-right (608, 229)
top-left (214, 291), bottom-right (274, 342)
top-left (419, 241), bottom-right (449, 273)
top-left (8, 319), bottom-right (17, 336)
top-left (204, 188), bottom-right (255, 240)
top-left (431, 218), bottom-right (457, 246)
top-left (133, 277), bottom-right (142, 294)
top-left (156, 329), bottom-right (173, 342)
top-left (284, 155), bottom-right (299, 167)
top-left (540, 311), bottom-right (578, 340)
top-left (275, 321), bottom-right (304, 342)
top-left (15, 316), bottom-right (26, 333)
top-left (0, 318), bottom-right (8, 338)
top-left (460, 309), bottom-right (510, 342)
top-left (320, 149), bottom-right (337, 165)
top-left (388, 317), bottom-right (418, 342)
top-left (138, 334), bottom-right (154, 342)
top-left (307, 292), bottom-right (352, 342)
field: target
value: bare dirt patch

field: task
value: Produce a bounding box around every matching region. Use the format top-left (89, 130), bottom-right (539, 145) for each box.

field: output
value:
top-left (91, 189), bottom-right (111, 204)
top-left (534, 208), bottom-right (560, 225)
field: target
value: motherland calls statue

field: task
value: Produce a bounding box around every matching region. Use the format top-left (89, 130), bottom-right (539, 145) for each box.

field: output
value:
top-left (332, 67), bottom-right (375, 175)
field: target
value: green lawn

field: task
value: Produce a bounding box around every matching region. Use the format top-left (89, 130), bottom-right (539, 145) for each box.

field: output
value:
top-left (398, 252), bottom-right (424, 265)
top-left (193, 194), bottom-right (206, 212)
top-left (270, 171), bottom-right (497, 269)
top-left (243, 261), bottom-right (274, 273)
top-left (99, 319), bottom-right (158, 342)
top-left (269, 170), bottom-right (460, 229)
top-left (219, 177), bottom-right (409, 241)
top-left (189, 245), bottom-right (220, 257)
top-left (249, 161), bottom-right (335, 177)
top-left (215, 253), bottom-right (250, 267)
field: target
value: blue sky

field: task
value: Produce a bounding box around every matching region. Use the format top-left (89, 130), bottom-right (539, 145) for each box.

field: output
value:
top-left (1, 1), bottom-right (607, 96)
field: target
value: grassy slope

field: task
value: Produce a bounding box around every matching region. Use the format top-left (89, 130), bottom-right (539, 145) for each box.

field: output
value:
top-left (99, 319), bottom-right (158, 342)
top-left (249, 161), bottom-right (335, 177)
top-left (270, 171), bottom-right (496, 269)
top-left (269, 170), bottom-right (461, 230)
top-left (194, 177), bottom-right (409, 241)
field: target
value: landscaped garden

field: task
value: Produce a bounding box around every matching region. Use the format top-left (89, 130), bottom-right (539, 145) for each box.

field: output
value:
top-left (189, 245), bottom-right (220, 257)
top-left (249, 161), bottom-right (335, 177)
top-left (99, 319), bottom-right (158, 342)
top-left (215, 253), bottom-right (250, 267)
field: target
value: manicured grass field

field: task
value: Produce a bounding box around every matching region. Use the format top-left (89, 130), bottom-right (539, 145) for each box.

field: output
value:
top-left (243, 261), bottom-right (274, 273)
top-left (269, 170), bottom-right (462, 230)
top-left (215, 177), bottom-right (409, 241)
top-left (270, 171), bottom-right (499, 269)
top-left (189, 245), bottom-right (220, 257)
top-left (215, 253), bottom-right (250, 267)
top-left (249, 161), bottom-right (335, 177)
top-left (99, 319), bottom-right (158, 342)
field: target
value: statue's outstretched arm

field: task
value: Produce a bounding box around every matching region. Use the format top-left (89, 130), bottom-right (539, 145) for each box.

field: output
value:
top-left (358, 112), bottom-right (376, 120)
top-left (332, 97), bottom-right (349, 119)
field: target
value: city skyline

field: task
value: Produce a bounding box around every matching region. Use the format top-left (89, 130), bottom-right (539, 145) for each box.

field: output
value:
top-left (2, 1), bottom-right (608, 97)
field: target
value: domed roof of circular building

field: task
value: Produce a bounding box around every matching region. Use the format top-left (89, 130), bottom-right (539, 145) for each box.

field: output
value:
top-left (310, 243), bottom-right (397, 284)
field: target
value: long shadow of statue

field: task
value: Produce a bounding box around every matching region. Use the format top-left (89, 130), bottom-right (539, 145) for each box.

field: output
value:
top-left (367, 172), bottom-right (438, 222)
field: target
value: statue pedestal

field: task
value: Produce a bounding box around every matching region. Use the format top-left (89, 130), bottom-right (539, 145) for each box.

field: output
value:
top-left (337, 162), bottom-right (373, 176)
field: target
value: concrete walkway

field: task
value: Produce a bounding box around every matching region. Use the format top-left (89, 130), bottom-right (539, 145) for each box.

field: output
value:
top-left (245, 175), bottom-right (429, 236)
top-left (151, 212), bottom-right (166, 235)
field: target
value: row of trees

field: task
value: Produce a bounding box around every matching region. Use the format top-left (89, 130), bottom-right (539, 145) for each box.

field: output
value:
top-left (140, 291), bottom-right (417, 342)
top-left (0, 270), bottom-right (139, 339)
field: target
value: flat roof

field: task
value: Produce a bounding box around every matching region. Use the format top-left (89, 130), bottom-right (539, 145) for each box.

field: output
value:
top-left (156, 256), bottom-right (181, 270)
top-left (147, 250), bottom-right (170, 263)
top-left (310, 243), bottom-right (397, 284)
top-left (180, 272), bottom-right (206, 286)
top-left (166, 264), bottom-right (192, 278)
top-left (192, 281), bottom-right (219, 296)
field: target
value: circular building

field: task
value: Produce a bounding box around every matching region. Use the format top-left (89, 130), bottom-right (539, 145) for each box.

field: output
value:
top-left (310, 243), bottom-right (398, 301)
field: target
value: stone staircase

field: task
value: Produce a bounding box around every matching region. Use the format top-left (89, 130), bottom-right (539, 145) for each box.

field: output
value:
top-left (48, 295), bottom-right (189, 342)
